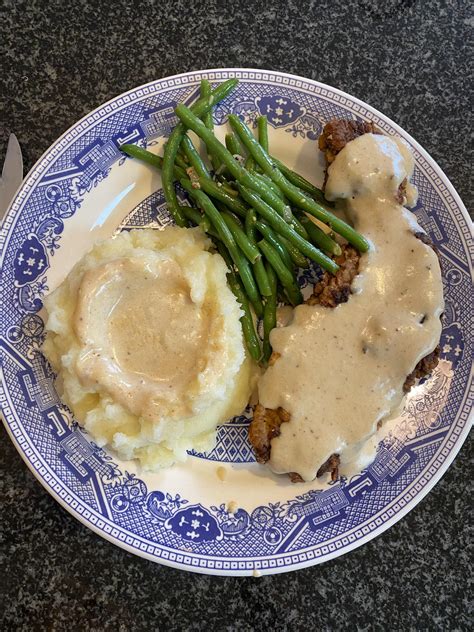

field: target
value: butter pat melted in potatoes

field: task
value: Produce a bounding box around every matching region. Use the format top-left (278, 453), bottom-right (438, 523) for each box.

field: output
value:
top-left (43, 227), bottom-right (253, 470)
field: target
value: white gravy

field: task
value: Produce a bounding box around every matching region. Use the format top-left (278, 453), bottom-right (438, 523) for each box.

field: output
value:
top-left (258, 133), bottom-right (444, 482)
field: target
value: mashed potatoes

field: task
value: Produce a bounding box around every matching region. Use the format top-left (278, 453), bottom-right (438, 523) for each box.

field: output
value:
top-left (43, 227), bottom-right (253, 470)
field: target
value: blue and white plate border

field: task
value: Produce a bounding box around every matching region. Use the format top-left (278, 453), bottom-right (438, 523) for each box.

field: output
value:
top-left (0, 68), bottom-right (472, 576)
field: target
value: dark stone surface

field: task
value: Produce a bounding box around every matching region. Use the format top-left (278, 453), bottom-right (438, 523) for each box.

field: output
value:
top-left (1, 0), bottom-right (472, 629)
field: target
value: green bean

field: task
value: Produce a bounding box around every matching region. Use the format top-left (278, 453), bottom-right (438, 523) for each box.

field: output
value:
top-left (245, 155), bottom-right (255, 170)
top-left (163, 79), bottom-right (238, 227)
top-left (180, 178), bottom-right (263, 317)
top-left (298, 213), bottom-right (342, 256)
top-left (245, 207), bottom-right (257, 239)
top-left (238, 184), bottom-right (339, 274)
top-left (248, 170), bottom-right (307, 234)
top-left (214, 233), bottom-right (261, 362)
top-left (231, 253), bottom-right (263, 317)
top-left (120, 144), bottom-right (187, 182)
top-left (225, 133), bottom-right (244, 157)
top-left (262, 262), bottom-right (277, 363)
top-left (216, 177), bottom-right (239, 197)
top-left (214, 238), bottom-right (234, 269)
top-left (254, 219), bottom-right (294, 271)
top-left (180, 205), bottom-right (212, 233)
top-left (250, 172), bottom-right (309, 237)
top-left (228, 114), bottom-right (369, 252)
top-left (174, 104), bottom-right (307, 238)
top-left (176, 144), bottom-right (188, 160)
top-left (200, 79), bottom-right (221, 172)
top-left (200, 80), bottom-right (213, 130)
top-left (226, 269), bottom-right (262, 362)
top-left (258, 240), bottom-right (303, 306)
top-left (174, 153), bottom-right (190, 172)
top-left (248, 172), bottom-right (288, 211)
top-left (221, 211), bottom-right (261, 264)
top-left (270, 156), bottom-right (329, 205)
top-left (287, 213), bottom-right (308, 238)
top-left (251, 171), bottom-right (285, 200)
top-left (163, 129), bottom-right (189, 227)
top-left (278, 235), bottom-right (309, 268)
top-left (277, 287), bottom-right (290, 304)
top-left (252, 258), bottom-right (272, 298)
top-left (257, 116), bottom-right (269, 152)
top-left (120, 144), bottom-right (164, 170)
top-left (181, 135), bottom-right (211, 179)
top-left (120, 143), bottom-right (240, 232)
top-left (198, 82), bottom-right (231, 176)
top-left (250, 172), bottom-right (296, 225)
top-left (245, 210), bottom-right (272, 297)
top-left (197, 177), bottom-right (248, 218)
top-left (120, 145), bottom-right (242, 229)
top-left (254, 116), bottom-right (269, 176)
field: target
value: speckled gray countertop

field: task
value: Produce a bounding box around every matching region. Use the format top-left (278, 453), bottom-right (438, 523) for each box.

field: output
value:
top-left (1, 1), bottom-right (472, 630)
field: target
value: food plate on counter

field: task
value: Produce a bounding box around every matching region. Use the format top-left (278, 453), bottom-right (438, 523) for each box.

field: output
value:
top-left (1, 68), bottom-right (472, 576)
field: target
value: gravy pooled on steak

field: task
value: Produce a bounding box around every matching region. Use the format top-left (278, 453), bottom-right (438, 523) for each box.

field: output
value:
top-left (255, 132), bottom-right (444, 482)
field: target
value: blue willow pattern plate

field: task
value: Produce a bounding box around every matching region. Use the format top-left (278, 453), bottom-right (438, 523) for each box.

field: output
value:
top-left (0, 69), bottom-right (472, 576)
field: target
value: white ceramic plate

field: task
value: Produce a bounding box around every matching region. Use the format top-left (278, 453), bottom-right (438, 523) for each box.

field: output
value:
top-left (1, 69), bottom-right (472, 576)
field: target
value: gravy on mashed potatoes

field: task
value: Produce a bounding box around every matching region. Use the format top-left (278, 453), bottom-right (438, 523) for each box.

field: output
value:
top-left (43, 227), bottom-right (253, 470)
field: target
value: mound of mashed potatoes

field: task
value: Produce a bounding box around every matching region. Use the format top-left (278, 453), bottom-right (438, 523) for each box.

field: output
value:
top-left (43, 227), bottom-right (253, 470)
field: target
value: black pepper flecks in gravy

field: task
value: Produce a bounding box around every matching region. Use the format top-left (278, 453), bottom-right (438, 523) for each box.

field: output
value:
top-left (258, 134), bottom-right (444, 482)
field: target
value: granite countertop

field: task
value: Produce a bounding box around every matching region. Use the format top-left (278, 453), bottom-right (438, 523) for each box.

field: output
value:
top-left (1, 1), bottom-right (472, 629)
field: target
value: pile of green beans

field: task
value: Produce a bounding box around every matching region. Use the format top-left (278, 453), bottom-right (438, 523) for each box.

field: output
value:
top-left (120, 79), bottom-right (368, 364)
